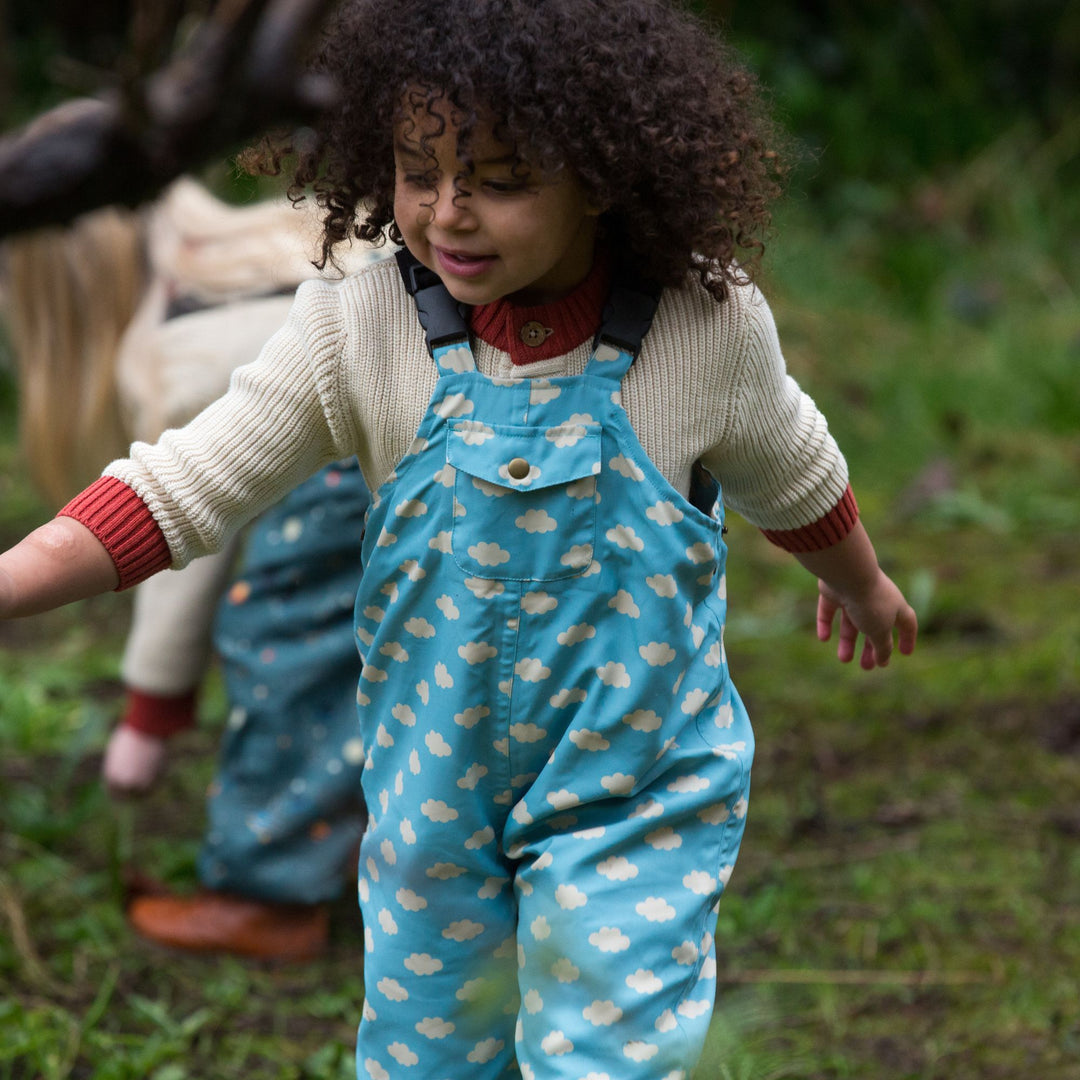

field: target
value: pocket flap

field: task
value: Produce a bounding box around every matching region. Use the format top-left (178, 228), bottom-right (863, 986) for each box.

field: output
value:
top-left (447, 419), bottom-right (601, 492)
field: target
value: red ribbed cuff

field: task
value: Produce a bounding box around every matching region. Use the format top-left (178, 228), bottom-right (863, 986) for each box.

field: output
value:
top-left (121, 687), bottom-right (198, 737)
top-left (57, 476), bottom-right (172, 591)
top-left (760, 484), bottom-right (859, 554)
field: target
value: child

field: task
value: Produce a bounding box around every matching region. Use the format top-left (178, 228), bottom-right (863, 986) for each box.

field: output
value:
top-left (3, 182), bottom-right (375, 958)
top-left (0, 0), bottom-right (917, 1074)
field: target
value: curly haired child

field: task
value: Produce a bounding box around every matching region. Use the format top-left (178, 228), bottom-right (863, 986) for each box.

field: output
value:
top-left (1, 0), bottom-right (917, 1075)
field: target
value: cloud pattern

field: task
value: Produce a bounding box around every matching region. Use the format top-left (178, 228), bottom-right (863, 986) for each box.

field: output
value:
top-left (351, 340), bottom-right (755, 1078)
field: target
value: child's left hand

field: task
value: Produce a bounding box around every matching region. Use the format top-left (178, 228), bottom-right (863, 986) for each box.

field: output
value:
top-left (816, 570), bottom-right (918, 670)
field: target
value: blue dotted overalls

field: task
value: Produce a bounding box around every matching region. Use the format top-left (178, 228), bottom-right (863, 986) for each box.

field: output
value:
top-left (352, 254), bottom-right (755, 1080)
top-left (200, 460), bottom-right (370, 905)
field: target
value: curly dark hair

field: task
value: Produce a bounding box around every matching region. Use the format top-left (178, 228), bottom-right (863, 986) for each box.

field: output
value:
top-left (246, 0), bottom-right (786, 301)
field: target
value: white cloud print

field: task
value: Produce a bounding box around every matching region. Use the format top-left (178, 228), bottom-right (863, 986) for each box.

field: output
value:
top-left (404, 617), bottom-right (436, 638)
top-left (639, 641), bottom-right (676, 666)
top-left (583, 1000), bottom-right (623, 1026)
top-left (626, 969), bottom-right (663, 995)
top-left (555, 883), bottom-right (588, 910)
top-left (443, 919), bottom-right (485, 942)
top-left (517, 508), bottom-right (558, 533)
top-left (609, 454), bottom-right (645, 481)
top-left (424, 731), bottom-right (452, 757)
top-left (645, 500), bottom-right (684, 526)
top-left (636, 896), bottom-right (677, 922)
top-left (432, 393), bottom-right (474, 418)
top-left (558, 622), bottom-right (596, 646)
top-left (546, 415), bottom-right (593, 447)
top-left (623, 1041), bottom-right (660, 1063)
top-left (550, 687), bottom-right (587, 708)
top-left (668, 774), bottom-right (710, 794)
top-left (421, 799), bottom-right (458, 823)
top-left (644, 827), bottom-right (682, 851)
top-left (468, 541), bottom-right (511, 567)
top-left (395, 498), bottom-right (428, 518)
top-left (683, 870), bottom-right (717, 895)
top-left (438, 345), bottom-right (473, 373)
top-left (377, 977), bottom-right (409, 1002)
top-left (405, 952), bottom-right (443, 975)
top-left (596, 661), bottom-right (631, 688)
top-left (672, 940), bottom-right (699, 966)
top-left (680, 687), bottom-right (710, 716)
top-left (387, 1041), bottom-right (418, 1067)
top-left (609, 590), bottom-right (640, 617)
top-left (416, 1016), bottom-right (455, 1038)
top-left (453, 420), bottom-right (496, 445)
top-left (569, 728), bottom-right (609, 751)
top-left (686, 541), bottom-right (715, 564)
top-left (607, 524), bottom-right (645, 551)
top-left (600, 773), bottom-right (636, 795)
top-left (589, 926), bottom-right (631, 953)
top-left (622, 708), bottom-right (662, 732)
top-left (515, 657), bottom-right (551, 682)
top-left (459, 641), bottom-right (498, 665)
top-left (530, 380), bottom-right (561, 405)
top-left (541, 1031), bottom-right (574, 1057)
top-left (596, 855), bottom-right (638, 881)
top-left (522, 590), bottom-right (558, 614)
top-left (645, 573), bottom-right (678, 598)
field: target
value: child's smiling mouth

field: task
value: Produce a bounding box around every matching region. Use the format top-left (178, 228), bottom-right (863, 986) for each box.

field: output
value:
top-left (433, 246), bottom-right (497, 277)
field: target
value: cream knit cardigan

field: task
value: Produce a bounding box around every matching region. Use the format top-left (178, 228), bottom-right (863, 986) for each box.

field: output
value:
top-left (107, 256), bottom-right (848, 570)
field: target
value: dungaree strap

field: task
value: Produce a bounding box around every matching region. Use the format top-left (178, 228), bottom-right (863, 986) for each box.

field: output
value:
top-left (395, 249), bottom-right (475, 373)
top-left (395, 247), bottom-right (661, 378)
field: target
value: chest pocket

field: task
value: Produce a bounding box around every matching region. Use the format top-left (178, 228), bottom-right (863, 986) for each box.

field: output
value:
top-left (447, 418), bottom-right (601, 582)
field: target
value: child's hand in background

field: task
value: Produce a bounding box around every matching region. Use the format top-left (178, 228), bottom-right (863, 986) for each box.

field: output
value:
top-left (102, 725), bottom-right (168, 794)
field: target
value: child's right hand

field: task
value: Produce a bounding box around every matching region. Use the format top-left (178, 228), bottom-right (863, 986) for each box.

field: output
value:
top-left (102, 725), bottom-right (168, 794)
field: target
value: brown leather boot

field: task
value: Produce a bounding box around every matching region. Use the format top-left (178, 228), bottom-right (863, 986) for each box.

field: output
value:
top-left (127, 890), bottom-right (329, 961)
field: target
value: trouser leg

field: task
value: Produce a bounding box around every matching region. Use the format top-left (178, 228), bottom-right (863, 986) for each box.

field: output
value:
top-left (508, 711), bottom-right (753, 1080)
top-left (199, 462), bottom-right (369, 904)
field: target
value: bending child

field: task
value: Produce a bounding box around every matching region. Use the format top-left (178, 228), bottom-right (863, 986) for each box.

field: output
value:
top-left (1, 0), bottom-right (917, 1075)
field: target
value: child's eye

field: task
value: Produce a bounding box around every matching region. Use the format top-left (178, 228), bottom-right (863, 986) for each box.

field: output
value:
top-left (402, 172), bottom-right (435, 188)
top-left (483, 179), bottom-right (530, 196)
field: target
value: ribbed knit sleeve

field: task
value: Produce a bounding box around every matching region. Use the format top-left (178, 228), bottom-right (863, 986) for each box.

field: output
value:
top-left (102, 275), bottom-right (357, 568)
top-left (693, 280), bottom-right (853, 541)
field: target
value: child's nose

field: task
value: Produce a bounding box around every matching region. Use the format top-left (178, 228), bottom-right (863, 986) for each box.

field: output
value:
top-left (431, 182), bottom-right (475, 230)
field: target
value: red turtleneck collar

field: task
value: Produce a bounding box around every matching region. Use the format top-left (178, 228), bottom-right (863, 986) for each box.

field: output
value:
top-left (468, 251), bottom-right (611, 365)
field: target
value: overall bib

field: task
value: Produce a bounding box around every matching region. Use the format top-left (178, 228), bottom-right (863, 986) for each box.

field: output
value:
top-left (352, 255), bottom-right (755, 1080)
top-left (201, 460), bottom-right (370, 904)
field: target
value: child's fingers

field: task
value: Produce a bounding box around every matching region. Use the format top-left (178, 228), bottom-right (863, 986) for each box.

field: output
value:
top-left (816, 592), bottom-right (838, 642)
top-left (835, 609), bottom-right (860, 663)
top-left (897, 604), bottom-right (919, 655)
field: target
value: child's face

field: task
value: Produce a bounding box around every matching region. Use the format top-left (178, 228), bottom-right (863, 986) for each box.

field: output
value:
top-left (393, 94), bottom-right (601, 306)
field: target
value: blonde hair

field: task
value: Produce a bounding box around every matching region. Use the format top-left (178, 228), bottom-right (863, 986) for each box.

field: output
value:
top-left (4, 208), bottom-right (145, 504)
top-left (3, 178), bottom-right (359, 506)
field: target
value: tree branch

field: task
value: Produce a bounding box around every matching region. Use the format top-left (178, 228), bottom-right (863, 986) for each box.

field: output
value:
top-left (0, 0), bottom-right (340, 237)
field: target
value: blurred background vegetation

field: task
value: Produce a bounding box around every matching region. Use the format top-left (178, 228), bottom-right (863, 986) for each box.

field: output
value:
top-left (1, 1), bottom-right (1078, 1077)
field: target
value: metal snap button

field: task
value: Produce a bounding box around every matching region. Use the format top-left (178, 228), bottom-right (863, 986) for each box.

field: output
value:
top-left (519, 321), bottom-right (552, 348)
top-left (507, 457), bottom-right (530, 480)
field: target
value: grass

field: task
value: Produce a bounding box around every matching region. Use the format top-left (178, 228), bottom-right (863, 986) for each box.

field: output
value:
top-left (2, 122), bottom-right (1079, 1077)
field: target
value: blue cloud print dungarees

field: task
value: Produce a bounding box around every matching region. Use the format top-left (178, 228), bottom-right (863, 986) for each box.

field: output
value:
top-left (352, 256), bottom-right (755, 1080)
